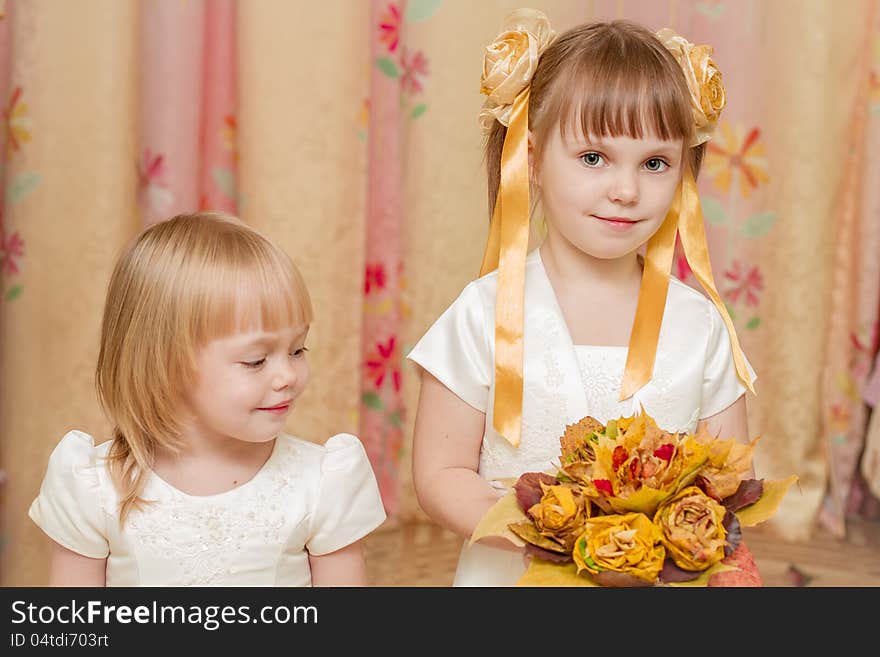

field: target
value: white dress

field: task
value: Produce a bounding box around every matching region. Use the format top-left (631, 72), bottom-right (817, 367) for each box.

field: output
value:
top-left (28, 432), bottom-right (387, 586)
top-left (406, 249), bottom-right (756, 586)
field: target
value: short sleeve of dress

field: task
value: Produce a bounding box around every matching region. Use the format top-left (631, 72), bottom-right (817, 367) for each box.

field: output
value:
top-left (700, 304), bottom-right (758, 419)
top-left (406, 282), bottom-right (492, 412)
top-left (28, 431), bottom-right (109, 559)
top-left (306, 434), bottom-right (387, 556)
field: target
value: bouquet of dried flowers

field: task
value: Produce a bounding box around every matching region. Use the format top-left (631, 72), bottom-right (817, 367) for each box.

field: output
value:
top-left (471, 410), bottom-right (797, 586)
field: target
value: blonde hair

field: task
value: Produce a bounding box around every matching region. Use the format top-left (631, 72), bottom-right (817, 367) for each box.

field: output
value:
top-left (96, 212), bottom-right (313, 524)
top-left (485, 19), bottom-right (706, 217)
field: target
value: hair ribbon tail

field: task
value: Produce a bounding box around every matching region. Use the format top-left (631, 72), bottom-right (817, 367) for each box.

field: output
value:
top-left (677, 167), bottom-right (755, 394)
top-left (480, 87), bottom-right (531, 447)
top-left (619, 181), bottom-right (679, 400)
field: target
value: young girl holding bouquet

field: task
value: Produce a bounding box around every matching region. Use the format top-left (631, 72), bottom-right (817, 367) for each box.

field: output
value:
top-left (29, 212), bottom-right (386, 586)
top-left (409, 9), bottom-right (761, 586)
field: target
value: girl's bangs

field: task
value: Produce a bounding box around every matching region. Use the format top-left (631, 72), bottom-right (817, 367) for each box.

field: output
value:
top-left (195, 244), bottom-right (313, 342)
top-left (551, 52), bottom-right (693, 144)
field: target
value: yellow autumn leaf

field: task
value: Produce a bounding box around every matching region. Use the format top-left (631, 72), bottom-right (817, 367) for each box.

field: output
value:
top-left (623, 411), bottom-right (647, 446)
top-left (735, 475), bottom-right (799, 527)
top-left (616, 414), bottom-right (635, 433)
top-left (469, 491), bottom-right (527, 547)
top-left (517, 558), bottom-right (600, 587)
top-left (704, 432), bottom-right (735, 467)
top-left (701, 437), bottom-right (759, 499)
top-left (607, 485), bottom-right (672, 515)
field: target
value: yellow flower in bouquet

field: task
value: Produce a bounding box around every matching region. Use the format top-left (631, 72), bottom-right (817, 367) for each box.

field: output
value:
top-left (507, 475), bottom-right (589, 557)
top-left (529, 484), bottom-right (587, 543)
top-left (654, 486), bottom-right (727, 571)
top-left (470, 409), bottom-right (799, 587)
top-left (573, 513), bottom-right (666, 585)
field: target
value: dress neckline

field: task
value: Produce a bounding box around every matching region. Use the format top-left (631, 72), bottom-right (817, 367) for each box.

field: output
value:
top-left (148, 436), bottom-right (282, 500)
top-left (531, 248), bottom-right (632, 351)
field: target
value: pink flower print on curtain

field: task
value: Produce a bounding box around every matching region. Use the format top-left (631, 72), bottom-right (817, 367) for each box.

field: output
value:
top-left (361, 0), bottom-right (406, 515)
top-left (0, 8), bottom-right (36, 304)
top-left (4, 85), bottom-right (28, 156)
top-left (199, 0), bottom-right (238, 214)
top-left (139, 0), bottom-right (238, 226)
top-left (1, 84), bottom-right (38, 304)
top-left (379, 3), bottom-right (401, 52)
top-left (361, 0), bottom-right (439, 514)
top-left (138, 0), bottom-right (205, 227)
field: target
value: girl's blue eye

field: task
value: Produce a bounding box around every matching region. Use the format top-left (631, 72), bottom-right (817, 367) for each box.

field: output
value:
top-left (645, 158), bottom-right (669, 172)
top-left (581, 152), bottom-right (603, 167)
top-left (243, 358), bottom-right (266, 369)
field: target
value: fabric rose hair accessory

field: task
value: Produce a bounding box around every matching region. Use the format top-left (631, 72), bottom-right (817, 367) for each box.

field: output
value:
top-left (479, 7), bottom-right (556, 135)
top-left (656, 27), bottom-right (726, 146)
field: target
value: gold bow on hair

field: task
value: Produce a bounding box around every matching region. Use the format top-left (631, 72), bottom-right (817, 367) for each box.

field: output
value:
top-left (479, 16), bottom-right (754, 448)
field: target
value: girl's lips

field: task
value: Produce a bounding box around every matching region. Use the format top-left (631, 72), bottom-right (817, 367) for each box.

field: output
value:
top-left (592, 215), bottom-right (642, 231)
top-left (258, 402), bottom-right (291, 415)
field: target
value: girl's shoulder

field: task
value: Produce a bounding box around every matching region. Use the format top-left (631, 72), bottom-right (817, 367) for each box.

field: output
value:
top-left (665, 276), bottom-right (720, 333)
top-left (275, 433), bottom-right (374, 475)
top-left (456, 249), bottom-right (545, 312)
top-left (29, 431), bottom-right (115, 558)
top-left (44, 430), bottom-right (113, 481)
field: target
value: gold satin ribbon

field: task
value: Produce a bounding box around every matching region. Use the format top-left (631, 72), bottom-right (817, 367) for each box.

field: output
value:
top-left (621, 164), bottom-right (755, 400)
top-left (479, 87), bottom-right (531, 447)
top-left (618, 185), bottom-right (680, 400)
top-left (480, 113), bottom-right (755, 447)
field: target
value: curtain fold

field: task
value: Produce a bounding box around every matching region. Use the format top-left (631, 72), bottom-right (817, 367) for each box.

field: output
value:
top-left (358, 0), bottom-right (406, 515)
top-left (0, 0), bottom-right (139, 585)
top-left (138, 0), bottom-right (205, 225)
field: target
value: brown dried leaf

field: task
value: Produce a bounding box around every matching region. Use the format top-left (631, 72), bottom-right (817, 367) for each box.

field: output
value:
top-left (514, 472), bottom-right (558, 513)
top-left (561, 416), bottom-right (605, 448)
top-left (695, 474), bottom-right (722, 501)
top-left (722, 478), bottom-right (764, 513)
top-left (560, 417), bottom-right (601, 466)
top-left (525, 543), bottom-right (573, 564)
top-left (658, 559), bottom-right (702, 583)
top-left (507, 521), bottom-right (569, 554)
top-left (722, 510), bottom-right (742, 556)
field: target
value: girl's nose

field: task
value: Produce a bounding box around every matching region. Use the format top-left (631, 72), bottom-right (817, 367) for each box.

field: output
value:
top-left (272, 359), bottom-right (298, 390)
top-left (608, 170), bottom-right (639, 204)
